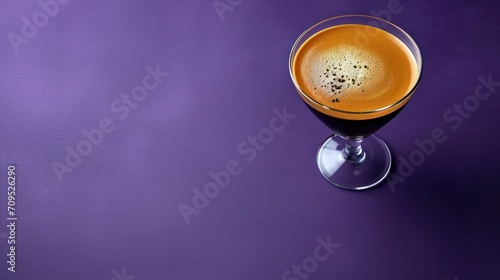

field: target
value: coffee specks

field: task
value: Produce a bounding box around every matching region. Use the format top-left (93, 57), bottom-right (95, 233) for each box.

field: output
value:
top-left (315, 57), bottom-right (371, 103)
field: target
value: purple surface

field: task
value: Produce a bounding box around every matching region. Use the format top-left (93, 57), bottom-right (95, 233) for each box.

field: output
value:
top-left (1, 0), bottom-right (499, 279)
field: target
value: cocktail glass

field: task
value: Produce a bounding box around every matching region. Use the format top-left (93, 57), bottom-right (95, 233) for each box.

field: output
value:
top-left (289, 15), bottom-right (422, 190)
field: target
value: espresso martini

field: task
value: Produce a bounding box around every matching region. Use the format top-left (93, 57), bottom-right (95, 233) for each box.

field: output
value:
top-left (292, 24), bottom-right (418, 120)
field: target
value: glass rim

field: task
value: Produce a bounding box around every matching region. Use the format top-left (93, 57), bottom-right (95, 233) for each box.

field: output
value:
top-left (289, 14), bottom-right (423, 117)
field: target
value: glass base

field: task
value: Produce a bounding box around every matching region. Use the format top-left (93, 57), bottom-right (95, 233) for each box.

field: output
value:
top-left (317, 134), bottom-right (391, 190)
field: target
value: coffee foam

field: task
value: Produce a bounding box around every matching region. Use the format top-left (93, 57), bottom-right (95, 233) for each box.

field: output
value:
top-left (300, 44), bottom-right (386, 106)
top-left (293, 24), bottom-right (419, 118)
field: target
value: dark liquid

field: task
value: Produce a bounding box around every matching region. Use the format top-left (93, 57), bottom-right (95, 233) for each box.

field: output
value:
top-left (306, 103), bottom-right (405, 137)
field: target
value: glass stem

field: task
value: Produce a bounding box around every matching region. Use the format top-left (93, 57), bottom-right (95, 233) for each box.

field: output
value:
top-left (342, 137), bottom-right (366, 163)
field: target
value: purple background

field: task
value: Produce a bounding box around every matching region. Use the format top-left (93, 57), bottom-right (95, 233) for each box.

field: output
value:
top-left (1, 0), bottom-right (499, 279)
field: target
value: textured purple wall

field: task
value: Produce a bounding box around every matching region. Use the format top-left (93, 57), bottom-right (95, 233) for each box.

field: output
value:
top-left (0, 0), bottom-right (499, 279)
